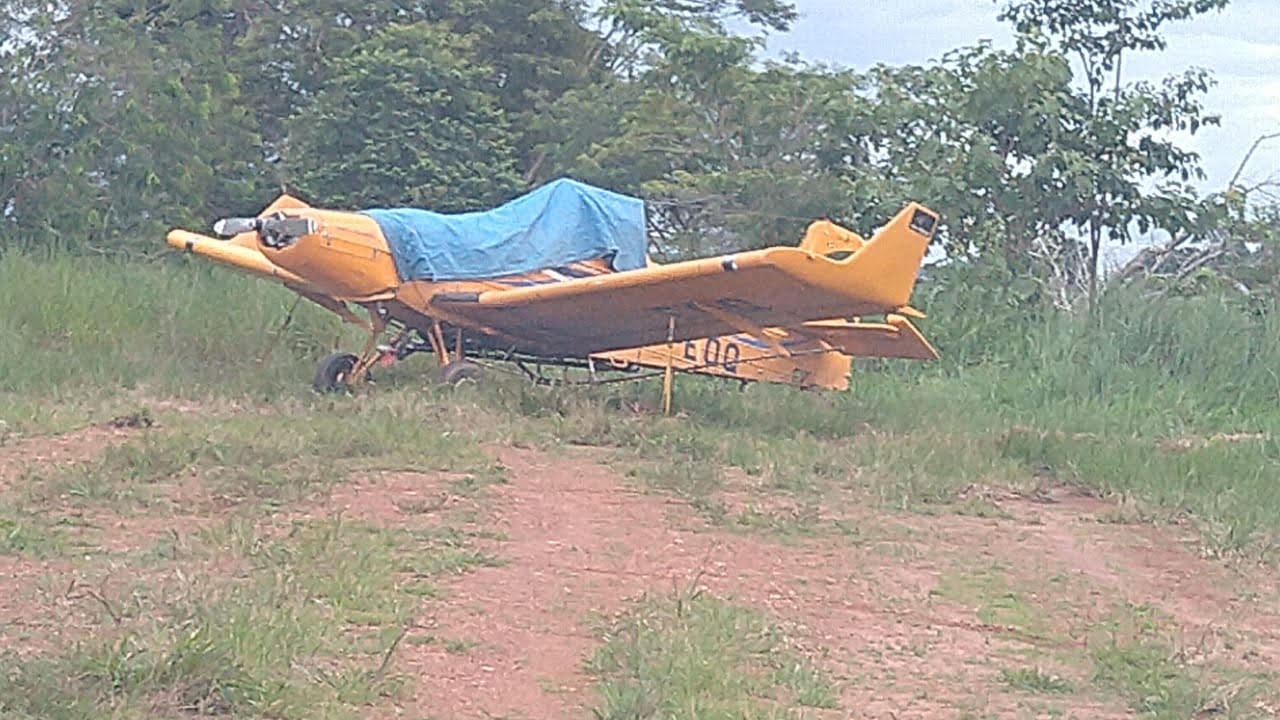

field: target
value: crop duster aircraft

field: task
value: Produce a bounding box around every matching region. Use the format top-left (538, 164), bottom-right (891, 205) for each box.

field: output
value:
top-left (167, 178), bottom-right (940, 406)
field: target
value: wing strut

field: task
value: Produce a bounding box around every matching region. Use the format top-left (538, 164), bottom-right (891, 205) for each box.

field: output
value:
top-left (691, 302), bottom-right (791, 357)
top-left (662, 316), bottom-right (676, 416)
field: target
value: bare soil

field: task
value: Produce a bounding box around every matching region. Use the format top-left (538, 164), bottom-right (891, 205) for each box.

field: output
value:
top-left (364, 448), bottom-right (1278, 719)
top-left (2, 428), bottom-right (1276, 719)
top-left (0, 422), bottom-right (137, 490)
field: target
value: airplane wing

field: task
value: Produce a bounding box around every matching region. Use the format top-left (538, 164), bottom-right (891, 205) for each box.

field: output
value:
top-left (421, 203), bottom-right (939, 357)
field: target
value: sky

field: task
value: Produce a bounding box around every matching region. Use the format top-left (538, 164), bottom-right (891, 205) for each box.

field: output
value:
top-left (762, 0), bottom-right (1280, 195)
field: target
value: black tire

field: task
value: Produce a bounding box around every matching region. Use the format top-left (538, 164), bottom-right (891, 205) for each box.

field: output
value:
top-left (438, 360), bottom-right (483, 386)
top-left (314, 352), bottom-right (358, 393)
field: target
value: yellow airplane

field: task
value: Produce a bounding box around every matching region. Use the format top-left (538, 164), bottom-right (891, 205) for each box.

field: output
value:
top-left (166, 179), bottom-right (939, 404)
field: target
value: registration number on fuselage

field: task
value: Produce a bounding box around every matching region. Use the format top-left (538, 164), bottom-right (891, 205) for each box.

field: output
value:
top-left (682, 337), bottom-right (741, 373)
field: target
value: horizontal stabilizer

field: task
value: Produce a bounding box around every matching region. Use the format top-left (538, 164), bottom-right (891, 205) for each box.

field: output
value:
top-left (801, 315), bottom-right (938, 360)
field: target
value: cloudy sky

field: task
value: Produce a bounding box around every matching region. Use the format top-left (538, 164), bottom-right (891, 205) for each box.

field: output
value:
top-left (762, 0), bottom-right (1280, 194)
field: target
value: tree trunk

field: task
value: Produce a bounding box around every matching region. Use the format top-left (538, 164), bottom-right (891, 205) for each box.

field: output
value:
top-left (1088, 218), bottom-right (1102, 320)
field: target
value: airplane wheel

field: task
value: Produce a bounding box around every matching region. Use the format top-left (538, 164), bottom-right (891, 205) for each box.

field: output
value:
top-left (439, 360), bottom-right (482, 386)
top-left (314, 352), bottom-right (358, 393)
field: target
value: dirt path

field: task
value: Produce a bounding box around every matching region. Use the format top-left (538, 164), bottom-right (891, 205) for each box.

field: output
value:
top-left (376, 447), bottom-right (738, 719)
top-left (347, 447), bottom-right (1275, 720)
top-left (3, 425), bottom-right (1275, 719)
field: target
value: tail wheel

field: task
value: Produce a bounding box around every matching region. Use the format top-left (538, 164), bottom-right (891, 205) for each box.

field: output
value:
top-left (438, 360), bottom-right (482, 386)
top-left (314, 352), bottom-right (358, 393)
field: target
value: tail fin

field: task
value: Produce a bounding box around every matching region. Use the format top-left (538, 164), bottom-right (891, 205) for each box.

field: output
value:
top-left (843, 203), bottom-right (938, 308)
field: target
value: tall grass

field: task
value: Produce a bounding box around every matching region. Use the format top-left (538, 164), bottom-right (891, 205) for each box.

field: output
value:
top-left (3, 251), bottom-right (1278, 550)
top-left (0, 253), bottom-right (352, 398)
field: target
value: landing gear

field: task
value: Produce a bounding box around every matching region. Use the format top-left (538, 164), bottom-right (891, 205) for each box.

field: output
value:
top-left (313, 352), bottom-right (358, 393)
top-left (314, 306), bottom-right (484, 392)
top-left (438, 359), bottom-right (483, 386)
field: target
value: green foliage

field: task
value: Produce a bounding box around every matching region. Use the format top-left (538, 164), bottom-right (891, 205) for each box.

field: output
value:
top-left (2, 2), bottom-right (267, 252)
top-left (287, 23), bottom-right (522, 210)
top-left (863, 40), bottom-right (1080, 268)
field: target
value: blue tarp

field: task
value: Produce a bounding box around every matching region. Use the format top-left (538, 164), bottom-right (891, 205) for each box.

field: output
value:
top-left (362, 178), bottom-right (648, 282)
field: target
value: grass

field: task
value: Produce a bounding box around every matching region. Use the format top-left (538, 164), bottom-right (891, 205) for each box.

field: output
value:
top-left (931, 564), bottom-right (1054, 641)
top-left (1089, 602), bottom-right (1278, 720)
top-left (933, 563), bottom-right (1278, 719)
top-left (5, 252), bottom-right (1280, 552)
top-left (4, 251), bottom-right (1280, 716)
top-left (0, 516), bottom-right (496, 719)
top-left (0, 510), bottom-right (69, 558)
top-left (587, 591), bottom-right (838, 719)
top-left (999, 667), bottom-right (1075, 694)
top-left (17, 397), bottom-right (498, 513)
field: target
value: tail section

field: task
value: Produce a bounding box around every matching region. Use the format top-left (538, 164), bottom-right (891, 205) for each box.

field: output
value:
top-left (841, 203), bottom-right (938, 309)
top-left (798, 219), bottom-right (866, 257)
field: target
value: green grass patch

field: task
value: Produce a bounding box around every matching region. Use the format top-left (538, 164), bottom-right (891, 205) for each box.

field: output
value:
top-left (0, 515), bottom-right (496, 719)
top-left (0, 510), bottom-right (69, 558)
top-left (19, 399), bottom-right (496, 513)
top-left (1089, 602), bottom-right (1277, 720)
top-left (998, 667), bottom-right (1075, 695)
top-left (587, 591), bottom-right (838, 719)
top-left (999, 428), bottom-right (1280, 553)
top-left (934, 570), bottom-right (1277, 716)
top-left (931, 564), bottom-right (1053, 641)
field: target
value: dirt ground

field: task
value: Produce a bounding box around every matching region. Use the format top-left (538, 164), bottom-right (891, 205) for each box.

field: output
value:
top-left (2, 425), bottom-right (1278, 719)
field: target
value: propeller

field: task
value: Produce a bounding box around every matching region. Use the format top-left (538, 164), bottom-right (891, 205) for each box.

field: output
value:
top-left (210, 213), bottom-right (318, 248)
top-left (212, 217), bottom-right (259, 237)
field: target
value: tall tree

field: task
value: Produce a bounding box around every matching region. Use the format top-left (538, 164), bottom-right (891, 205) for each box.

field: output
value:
top-left (861, 42), bottom-right (1080, 274)
top-left (227, 0), bottom-right (605, 185)
top-left (540, 4), bottom-right (870, 257)
top-left (996, 0), bottom-right (1230, 310)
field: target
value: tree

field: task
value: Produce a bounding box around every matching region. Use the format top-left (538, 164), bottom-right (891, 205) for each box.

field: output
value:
top-left (285, 23), bottom-right (521, 210)
top-left (539, 4), bottom-right (875, 258)
top-left (996, 0), bottom-right (1229, 310)
top-left (228, 0), bottom-right (605, 183)
top-left (861, 42), bottom-right (1080, 273)
top-left (0, 1), bottom-right (266, 252)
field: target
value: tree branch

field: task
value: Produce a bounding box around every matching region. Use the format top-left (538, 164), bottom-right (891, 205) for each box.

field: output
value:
top-left (1227, 131), bottom-right (1280, 192)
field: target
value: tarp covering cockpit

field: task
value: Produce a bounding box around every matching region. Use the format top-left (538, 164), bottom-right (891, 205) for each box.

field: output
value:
top-left (362, 178), bottom-right (648, 282)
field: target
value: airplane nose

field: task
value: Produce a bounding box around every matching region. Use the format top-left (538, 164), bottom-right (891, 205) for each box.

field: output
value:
top-left (167, 229), bottom-right (305, 283)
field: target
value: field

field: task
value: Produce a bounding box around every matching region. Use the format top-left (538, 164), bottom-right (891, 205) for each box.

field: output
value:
top-left (1, 253), bottom-right (1278, 719)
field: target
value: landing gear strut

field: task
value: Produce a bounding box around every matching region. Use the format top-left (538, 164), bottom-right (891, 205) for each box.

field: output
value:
top-left (311, 308), bottom-right (485, 392)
